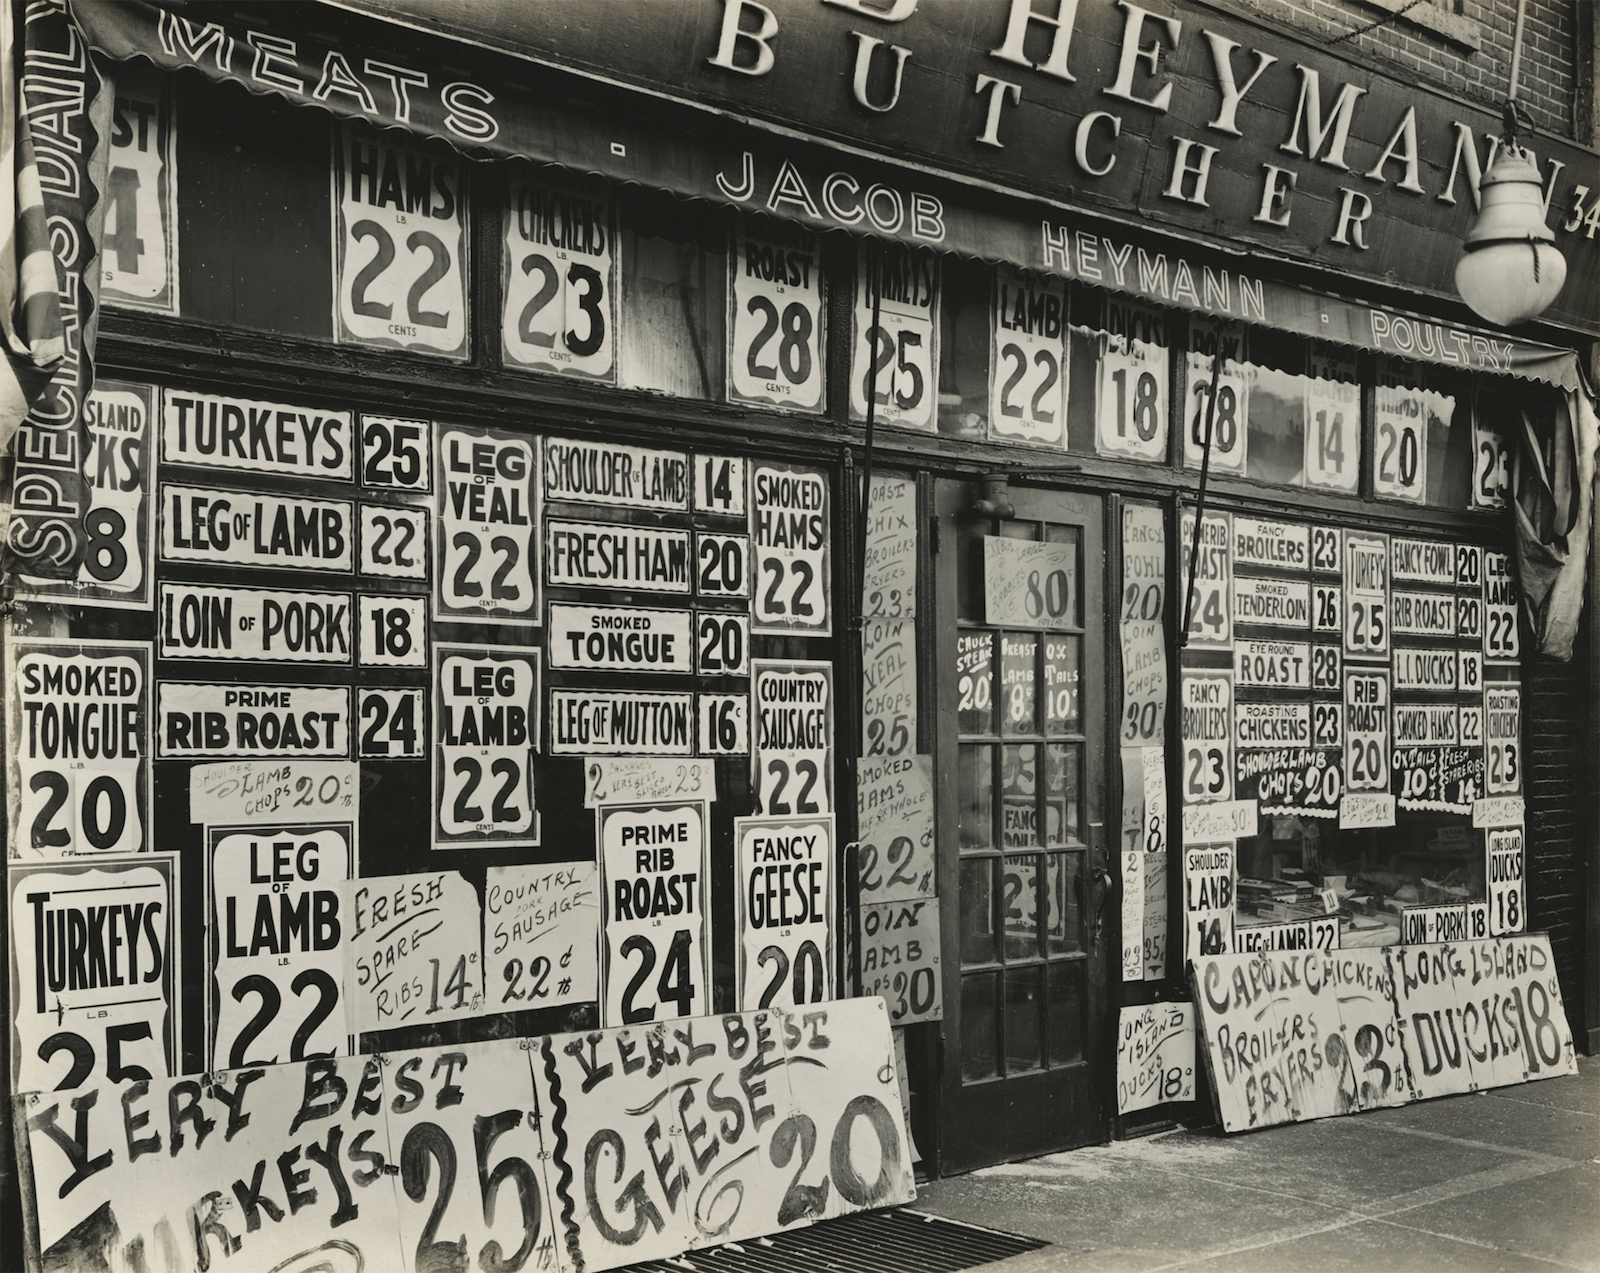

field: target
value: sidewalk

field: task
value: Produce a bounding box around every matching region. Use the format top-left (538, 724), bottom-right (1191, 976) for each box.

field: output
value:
top-left (912, 1057), bottom-right (1600, 1272)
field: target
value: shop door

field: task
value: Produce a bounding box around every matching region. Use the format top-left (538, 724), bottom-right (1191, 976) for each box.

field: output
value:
top-left (935, 481), bottom-right (1109, 1173)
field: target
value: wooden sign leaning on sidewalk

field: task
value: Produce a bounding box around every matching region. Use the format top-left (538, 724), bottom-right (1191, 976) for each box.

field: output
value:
top-left (1190, 934), bottom-right (1577, 1133)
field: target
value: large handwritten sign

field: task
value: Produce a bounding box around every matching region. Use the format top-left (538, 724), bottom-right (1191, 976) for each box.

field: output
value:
top-left (485, 861), bottom-right (599, 1012)
top-left (1116, 1002), bottom-right (1196, 1114)
top-left (13, 1002), bottom-right (916, 1273)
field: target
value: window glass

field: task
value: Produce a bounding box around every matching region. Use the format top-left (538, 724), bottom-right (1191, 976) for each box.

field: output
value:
top-left (937, 257), bottom-right (991, 438)
top-left (1243, 328), bottom-right (1306, 487)
top-left (619, 191), bottom-right (726, 399)
top-left (1304, 346), bottom-right (1361, 493)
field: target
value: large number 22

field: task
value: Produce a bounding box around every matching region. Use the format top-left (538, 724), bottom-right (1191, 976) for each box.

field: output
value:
top-left (350, 220), bottom-right (450, 328)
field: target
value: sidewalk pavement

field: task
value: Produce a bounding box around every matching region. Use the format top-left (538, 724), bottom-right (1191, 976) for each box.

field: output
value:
top-left (912, 1057), bottom-right (1600, 1273)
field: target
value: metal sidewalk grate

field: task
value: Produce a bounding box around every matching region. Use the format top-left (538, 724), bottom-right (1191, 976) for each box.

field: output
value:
top-left (625, 1208), bottom-right (1050, 1273)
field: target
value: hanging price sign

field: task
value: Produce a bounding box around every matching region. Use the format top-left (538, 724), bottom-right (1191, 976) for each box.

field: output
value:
top-left (750, 461), bottom-right (831, 634)
top-left (433, 644), bottom-right (540, 848)
top-left (1183, 346), bottom-right (1248, 475)
top-left (1343, 532), bottom-right (1390, 660)
top-left (1180, 671), bottom-right (1233, 805)
top-left (1483, 550), bottom-right (1520, 661)
top-left (735, 814), bottom-right (835, 1011)
top-left (1372, 380), bottom-right (1430, 504)
top-left (1180, 510), bottom-right (1232, 648)
top-left (851, 242), bottom-right (938, 430)
top-left (7, 639), bottom-right (150, 858)
top-left (206, 822), bottom-right (353, 1069)
top-left (436, 426), bottom-right (539, 623)
top-left (1472, 417), bottom-right (1512, 508)
top-left (990, 265), bottom-right (1067, 444)
top-left (1343, 669), bottom-right (1391, 792)
top-left (1183, 843), bottom-right (1234, 962)
top-left (598, 801), bottom-right (711, 1025)
top-left (730, 223), bottom-right (825, 410)
top-left (502, 177), bottom-right (616, 379)
top-left (1304, 349), bottom-right (1359, 493)
top-left (1485, 684), bottom-right (1521, 795)
top-left (1096, 299), bottom-right (1168, 460)
top-left (333, 124), bottom-right (466, 358)
top-left (102, 64), bottom-right (177, 312)
top-left (18, 382), bottom-right (156, 609)
top-left (9, 853), bottom-right (177, 1092)
top-left (346, 871), bottom-right (485, 1034)
top-left (753, 660), bottom-right (834, 816)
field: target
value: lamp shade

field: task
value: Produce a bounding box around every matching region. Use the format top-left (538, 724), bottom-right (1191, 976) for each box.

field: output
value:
top-left (1454, 144), bottom-right (1568, 326)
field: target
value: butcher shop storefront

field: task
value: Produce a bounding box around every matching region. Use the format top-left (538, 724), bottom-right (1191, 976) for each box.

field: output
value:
top-left (2, 2), bottom-right (1596, 1269)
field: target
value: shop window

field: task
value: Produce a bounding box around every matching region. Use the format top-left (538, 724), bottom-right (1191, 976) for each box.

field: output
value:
top-left (175, 75), bottom-right (334, 337)
top-left (938, 257), bottom-right (994, 438)
top-left (1373, 357), bottom-right (1468, 508)
top-left (619, 190), bottom-right (727, 400)
top-left (1242, 328), bottom-right (1306, 487)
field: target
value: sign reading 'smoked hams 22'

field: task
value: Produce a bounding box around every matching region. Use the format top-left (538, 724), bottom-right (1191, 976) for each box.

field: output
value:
top-left (751, 462), bottom-right (830, 634)
top-left (436, 426), bottom-right (539, 624)
top-left (18, 1001), bottom-right (914, 1273)
top-left (7, 640), bottom-right (150, 857)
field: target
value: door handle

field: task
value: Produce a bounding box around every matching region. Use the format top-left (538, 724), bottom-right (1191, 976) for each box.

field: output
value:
top-left (1090, 867), bottom-right (1115, 947)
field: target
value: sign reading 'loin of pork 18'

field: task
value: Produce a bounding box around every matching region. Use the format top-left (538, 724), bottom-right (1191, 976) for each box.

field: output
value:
top-left (598, 801), bottom-right (711, 1025)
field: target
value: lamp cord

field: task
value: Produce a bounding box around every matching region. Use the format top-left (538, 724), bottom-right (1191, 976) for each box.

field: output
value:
top-left (1327, 0), bottom-right (1428, 46)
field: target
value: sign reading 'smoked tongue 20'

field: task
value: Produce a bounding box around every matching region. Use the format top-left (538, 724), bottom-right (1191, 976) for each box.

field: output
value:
top-left (18, 998), bottom-right (914, 1273)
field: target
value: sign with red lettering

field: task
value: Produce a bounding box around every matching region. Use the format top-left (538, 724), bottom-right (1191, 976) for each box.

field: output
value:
top-left (598, 801), bottom-right (711, 1025)
top-left (8, 853), bottom-right (177, 1092)
top-left (206, 822), bottom-right (354, 1070)
top-left (334, 124), bottom-right (467, 358)
top-left (730, 223), bottom-right (824, 410)
top-left (735, 814), bottom-right (835, 1011)
top-left (7, 638), bottom-right (150, 859)
top-left (436, 426), bottom-right (540, 623)
top-left (433, 644), bottom-right (540, 848)
top-left (503, 177), bottom-right (616, 378)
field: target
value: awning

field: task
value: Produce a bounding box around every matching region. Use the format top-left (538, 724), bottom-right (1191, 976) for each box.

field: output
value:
top-left (74, 0), bottom-right (1585, 391)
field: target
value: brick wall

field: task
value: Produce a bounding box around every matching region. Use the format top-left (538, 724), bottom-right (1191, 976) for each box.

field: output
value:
top-left (1524, 615), bottom-right (1591, 1039)
top-left (1224, 0), bottom-right (1580, 139)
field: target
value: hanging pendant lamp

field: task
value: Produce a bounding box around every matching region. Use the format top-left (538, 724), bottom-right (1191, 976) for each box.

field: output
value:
top-left (1453, 0), bottom-right (1569, 327)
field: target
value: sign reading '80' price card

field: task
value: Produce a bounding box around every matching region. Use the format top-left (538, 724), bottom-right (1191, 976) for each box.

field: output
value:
top-left (333, 124), bottom-right (467, 359)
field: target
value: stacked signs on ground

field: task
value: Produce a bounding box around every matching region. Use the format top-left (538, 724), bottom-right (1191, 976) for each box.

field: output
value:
top-left (1192, 935), bottom-right (1576, 1132)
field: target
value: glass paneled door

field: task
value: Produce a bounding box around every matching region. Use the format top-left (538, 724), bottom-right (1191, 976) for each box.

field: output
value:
top-left (935, 482), bottom-right (1109, 1172)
